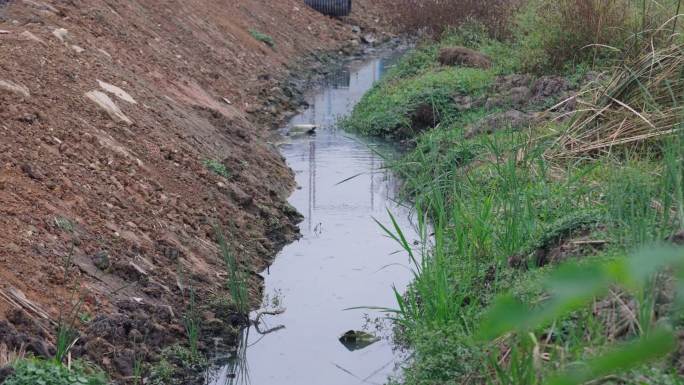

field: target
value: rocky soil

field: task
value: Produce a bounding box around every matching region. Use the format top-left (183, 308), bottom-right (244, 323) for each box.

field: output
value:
top-left (0, 0), bottom-right (394, 381)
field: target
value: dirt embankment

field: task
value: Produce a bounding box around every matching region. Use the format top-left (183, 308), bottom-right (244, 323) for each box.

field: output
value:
top-left (0, 0), bottom-right (392, 379)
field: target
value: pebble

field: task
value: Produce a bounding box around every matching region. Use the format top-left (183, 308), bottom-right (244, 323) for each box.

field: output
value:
top-left (52, 28), bottom-right (68, 42)
top-left (0, 79), bottom-right (30, 98)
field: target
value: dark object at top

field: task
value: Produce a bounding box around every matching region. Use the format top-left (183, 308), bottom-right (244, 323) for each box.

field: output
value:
top-left (305, 0), bottom-right (352, 17)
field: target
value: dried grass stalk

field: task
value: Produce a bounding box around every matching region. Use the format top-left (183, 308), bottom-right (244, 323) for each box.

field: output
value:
top-left (549, 44), bottom-right (684, 158)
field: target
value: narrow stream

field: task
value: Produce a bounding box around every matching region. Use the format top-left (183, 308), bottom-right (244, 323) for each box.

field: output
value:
top-left (210, 50), bottom-right (417, 385)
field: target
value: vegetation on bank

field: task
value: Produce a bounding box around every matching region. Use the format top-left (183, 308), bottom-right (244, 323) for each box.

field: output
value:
top-left (346, 0), bottom-right (684, 384)
top-left (0, 352), bottom-right (107, 385)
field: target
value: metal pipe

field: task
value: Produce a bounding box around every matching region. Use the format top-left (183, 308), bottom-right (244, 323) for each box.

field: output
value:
top-left (304, 0), bottom-right (352, 17)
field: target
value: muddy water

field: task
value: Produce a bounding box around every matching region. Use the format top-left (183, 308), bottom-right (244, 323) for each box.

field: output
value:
top-left (210, 51), bottom-right (417, 385)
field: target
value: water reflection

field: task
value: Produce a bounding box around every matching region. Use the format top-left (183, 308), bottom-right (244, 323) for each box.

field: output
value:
top-left (209, 49), bottom-right (416, 385)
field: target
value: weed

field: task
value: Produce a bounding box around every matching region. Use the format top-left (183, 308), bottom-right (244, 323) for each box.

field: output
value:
top-left (215, 226), bottom-right (250, 315)
top-left (389, 0), bottom-right (521, 39)
top-left (0, 344), bottom-right (26, 367)
top-left (54, 216), bottom-right (74, 233)
top-left (249, 29), bottom-right (275, 48)
top-left (132, 355), bottom-right (144, 385)
top-left (4, 359), bottom-right (107, 385)
top-left (183, 289), bottom-right (201, 361)
top-left (147, 357), bottom-right (174, 385)
top-left (54, 324), bottom-right (79, 366)
top-left (204, 159), bottom-right (230, 178)
top-left (77, 312), bottom-right (92, 324)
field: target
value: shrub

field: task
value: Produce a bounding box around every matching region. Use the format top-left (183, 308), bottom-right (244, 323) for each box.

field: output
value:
top-left (514, 0), bottom-right (684, 72)
top-left (389, 0), bottom-right (522, 39)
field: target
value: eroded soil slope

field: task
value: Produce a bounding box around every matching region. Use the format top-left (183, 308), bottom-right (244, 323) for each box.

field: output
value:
top-left (0, 0), bottom-right (391, 377)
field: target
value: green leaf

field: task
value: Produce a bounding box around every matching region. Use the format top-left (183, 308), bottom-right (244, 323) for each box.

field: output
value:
top-left (627, 244), bottom-right (684, 285)
top-left (477, 295), bottom-right (532, 341)
top-left (545, 328), bottom-right (676, 385)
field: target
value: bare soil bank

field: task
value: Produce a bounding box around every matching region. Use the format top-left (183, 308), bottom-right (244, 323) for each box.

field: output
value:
top-left (0, 0), bottom-right (393, 380)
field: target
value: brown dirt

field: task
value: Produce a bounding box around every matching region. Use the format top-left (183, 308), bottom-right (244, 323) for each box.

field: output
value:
top-left (437, 46), bottom-right (492, 69)
top-left (0, 0), bottom-right (393, 380)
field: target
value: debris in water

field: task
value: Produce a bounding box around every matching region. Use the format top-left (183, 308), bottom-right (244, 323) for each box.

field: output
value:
top-left (289, 124), bottom-right (317, 136)
top-left (338, 330), bottom-right (380, 351)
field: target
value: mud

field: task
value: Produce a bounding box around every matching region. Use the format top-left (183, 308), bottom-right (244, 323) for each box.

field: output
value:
top-left (0, 0), bottom-right (395, 382)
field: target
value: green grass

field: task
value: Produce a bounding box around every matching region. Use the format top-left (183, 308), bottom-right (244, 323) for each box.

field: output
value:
top-left (216, 226), bottom-right (250, 315)
top-left (340, 27), bottom-right (528, 140)
top-left (4, 359), bottom-right (107, 385)
top-left (183, 289), bottom-right (201, 361)
top-left (204, 159), bottom-right (230, 178)
top-left (341, 66), bottom-right (493, 139)
top-left (249, 29), bottom-right (275, 48)
top-left (344, 28), bottom-right (684, 385)
top-left (147, 344), bottom-right (208, 385)
top-left (383, 126), bottom-right (684, 384)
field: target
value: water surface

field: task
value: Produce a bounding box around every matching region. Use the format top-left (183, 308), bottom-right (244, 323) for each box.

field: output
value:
top-left (211, 50), bottom-right (418, 385)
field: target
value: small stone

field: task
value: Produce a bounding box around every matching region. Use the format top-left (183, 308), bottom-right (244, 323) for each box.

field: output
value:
top-left (71, 44), bottom-right (85, 53)
top-left (91, 250), bottom-right (110, 270)
top-left (351, 25), bottom-right (361, 34)
top-left (52, 28), bottom-right (68, 42)
top-left (361, 34), bottom-right (377, 45)
top-left (18, 112), bottom-right (39, 124)
top-left (20, 163), bottom-right (44, 180)
top-left (0, 79), bottom-right (30, 98)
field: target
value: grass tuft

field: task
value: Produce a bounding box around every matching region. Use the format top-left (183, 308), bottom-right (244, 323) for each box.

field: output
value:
top-left (249, 29), bottom-right (275, 48)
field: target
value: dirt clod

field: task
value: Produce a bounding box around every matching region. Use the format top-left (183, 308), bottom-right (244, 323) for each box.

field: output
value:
top-left (0, 366), bottom-right (15, 383)
top-left (438, 47), bottom-right (492, 69)
top-left (465, 110), bottom-right (533, 138)
top-left (91, 250), bottom-right (110, 271)
top-left (670, 229), bottom-right (684, 245)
